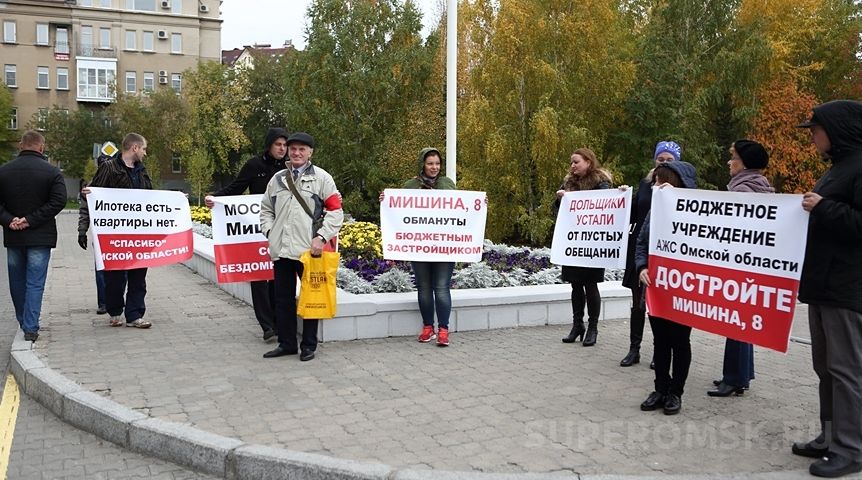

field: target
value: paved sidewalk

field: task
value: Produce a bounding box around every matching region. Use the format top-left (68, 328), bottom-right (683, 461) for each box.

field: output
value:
top-left (24, 213), bottom-right (844, 476)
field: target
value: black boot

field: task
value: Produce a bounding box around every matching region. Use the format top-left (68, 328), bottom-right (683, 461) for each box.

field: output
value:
top-left (621, 306), bottom-right (645, 365)
top-left (562, 318), bottom-right (586, 343)
top-left (620, 347), bottom-right (640, 367)
top-left (583, 319), bottom-right (598, 346)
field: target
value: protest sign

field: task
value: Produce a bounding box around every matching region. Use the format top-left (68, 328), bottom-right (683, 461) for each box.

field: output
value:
top-left (381, 189), bottom-right (488, 262)
top-left (646, 188), bottom-right (808, 352)
top-left (88, 187), bottom-right (193, 270)
top-left (211, 195), bottom-right (273, 283)
top-left (550, 189), bottom-right (632, 269)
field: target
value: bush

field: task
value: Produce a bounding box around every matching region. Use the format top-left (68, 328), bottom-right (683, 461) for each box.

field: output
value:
top-left (337, 267), bottom-right (375, 294)
top-left (339, 221), bottom-right (382, 259)
top-left (373, 268), bottom-right (415, 293)
top-left (190, 206), bottom-right (212, 226)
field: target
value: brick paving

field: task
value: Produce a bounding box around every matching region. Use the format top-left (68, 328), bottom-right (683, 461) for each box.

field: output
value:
top-left (7, 387), bottom-right (217, 479)
top-left (24, 213), bottom-right (840, 475)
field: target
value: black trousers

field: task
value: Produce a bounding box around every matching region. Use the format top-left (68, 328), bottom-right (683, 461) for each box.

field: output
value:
top-left (810, 304), bottom-right (862, 461)
top-left (570, 281), bottom-right (601, 322)
top-left (104, 268), bottom-right (146, 322)
top-left (649, 315), bottom-right (691, 396)
top-left (273, 258), bottom-right (318, 352)
top-left (250, 279), bottom-right (276, 333)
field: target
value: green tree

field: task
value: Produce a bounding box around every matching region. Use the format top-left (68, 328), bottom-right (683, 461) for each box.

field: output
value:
top-left (458, 0), bottom-right (636, 245)
top-left (286, 0), bottom-right (435, 220)
top-left (183, 150), bottom-right (214, 206)
top-left (177, 61), bottom-right (250, 179)
top-left (607, 0), bottom-right (771, 190)
top-left (32, 107), bottom-right (118, 179)
top-left (0, 84), bottom-right (14, 162)
top-left (235, 52), bottom-right (293, 159)
top-left (109, 88), bottom-right (189, 187)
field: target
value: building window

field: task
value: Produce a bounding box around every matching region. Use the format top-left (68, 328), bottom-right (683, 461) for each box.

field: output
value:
top-left (8, 108), bottom-right (17, 130)
top-left (126, 0), bottom-right (156, 11)
top-left (78, 66), bottom-right (115, 101)
top-left (99, 27), bottom-right (111, 48)
top-left (171, 73), bottom-right (181, 92)
top-left (37, 67), bottom-right (49, 89)
top-left (81, 26), bottom-right (93, 50)
top-left (37, 108), bottom-right (48, 131)
top-left (4, 65), bottom-right (15, 88)
top-left (125, 30), bottom-right (136, 50)
top-left (143, 71), bottom-right (154, 92)
top-left (57, 68), bottom-right (69, 90)
top-left (3, 21), bottom-right (15, 43)
top-left (80, 0), bottom-right (93, 6)
top-left (56, 27), bottom-right (69, 55)
top-left (171, 0), bottom-right (182, 14)
top-left (125, 71), bottom-right (136, 93)
top-left (172, 154), bottom-right (182, 173)
top-left (142, 31), bottom-right (154, 51)
top-left (101, 0), bottom-right (111, 7)
top-left (36, 24), bottom-right (49, 45)
top-left (171, 33), bottom-right (181, 54)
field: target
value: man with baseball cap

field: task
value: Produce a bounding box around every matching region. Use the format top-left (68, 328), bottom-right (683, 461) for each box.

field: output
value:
top-left (793, 100), bottom-right (862, 478)
top-left (259, 132), bottom-right (343, 362)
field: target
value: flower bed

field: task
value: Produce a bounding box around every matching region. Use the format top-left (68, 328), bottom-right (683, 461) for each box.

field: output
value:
top-left (189, 213), bottom-right (623, 294)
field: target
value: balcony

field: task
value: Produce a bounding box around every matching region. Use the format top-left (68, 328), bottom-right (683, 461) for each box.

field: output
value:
top-left (77, 45), bottom-right (117, 59)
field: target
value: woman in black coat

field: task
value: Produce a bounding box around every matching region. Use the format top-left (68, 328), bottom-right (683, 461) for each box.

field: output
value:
top-left (556, 148), bottom-right (613, 346)
top-left (620, 141), bottom-right (681, 367)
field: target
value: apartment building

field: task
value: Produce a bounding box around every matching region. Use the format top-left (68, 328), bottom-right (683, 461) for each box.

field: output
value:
top-left (1, 0), bottom-right (221, 188)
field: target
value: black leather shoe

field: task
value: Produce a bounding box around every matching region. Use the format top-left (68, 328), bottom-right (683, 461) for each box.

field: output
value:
top-left (708, 382), bottom-right (745, 397)
top-left (810, 452), bottom-right (862, 478)
top-left (263, 346), bottom-right (297, 358)
top-left (649, 360), bottom-right (655, 369)
top-left (96, 304), bottom-right (107, 315)
top-left (262, 329), bottom-right (276, 341)
top-left (793, 439), bottom-right (830, 458)
top-left (300, 349), bottom-right (315, 362)
top-left (663, 393), bottom-right (682, 415)
top-left (23, 331), bottom-right (39, 342)
top-left (640, 391), bottom-right (665, 411)
top-left (620, 349), bottom-right (640, 367)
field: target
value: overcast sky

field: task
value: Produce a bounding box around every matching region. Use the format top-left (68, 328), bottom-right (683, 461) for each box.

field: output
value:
top-left (220, 0), bottom-right (445, 51)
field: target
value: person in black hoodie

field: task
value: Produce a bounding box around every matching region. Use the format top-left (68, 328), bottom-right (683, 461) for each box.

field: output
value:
top-left (0, 131), bottom-right (68, 342)
top-left (634, 160), bottom-right (697, 416)
top-left (204, 127), bottom-right (289, 341)
top-left (791, 100), bottom-right (862, 478)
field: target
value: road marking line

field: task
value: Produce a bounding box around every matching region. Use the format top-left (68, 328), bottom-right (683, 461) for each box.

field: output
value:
top-left (0, 374), bottom-right (21, 480)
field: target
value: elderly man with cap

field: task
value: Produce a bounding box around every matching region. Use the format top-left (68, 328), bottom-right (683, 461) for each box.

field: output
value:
top-left (792, 100), bottom-right (862, 478)
top-left (259, 132), bottom-right (343, 362)
top-left (708, 139), bottom-right (774, 398)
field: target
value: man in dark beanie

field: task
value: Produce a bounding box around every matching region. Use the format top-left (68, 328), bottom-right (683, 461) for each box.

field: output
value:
top-left (733, 139), bottom-right (769, 170)
top-left (205, 127), bottom-right (290, 342)
top-left (792, 100), bottom-right (862, 478)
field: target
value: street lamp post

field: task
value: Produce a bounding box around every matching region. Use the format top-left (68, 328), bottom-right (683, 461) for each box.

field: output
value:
top-left (446, 0), bottom-right (457, 182)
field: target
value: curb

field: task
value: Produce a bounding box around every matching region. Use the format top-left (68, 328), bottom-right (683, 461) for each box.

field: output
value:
top-left (9, 333), bottom-right (817, 480)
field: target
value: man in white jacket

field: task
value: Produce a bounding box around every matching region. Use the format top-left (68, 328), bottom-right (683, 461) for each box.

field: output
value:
top-left (259, 132), bottom-right (343, 361)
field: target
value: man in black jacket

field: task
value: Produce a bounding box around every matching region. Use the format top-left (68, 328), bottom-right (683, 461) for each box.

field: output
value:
top-left (204, 127), bottom-right (289, 341)
top-left (78, 133), bottom-right (154, 329)
top-left (0, 131), bottom-right (67, 342)
top-left (793, 100), bottom-right (862, 478)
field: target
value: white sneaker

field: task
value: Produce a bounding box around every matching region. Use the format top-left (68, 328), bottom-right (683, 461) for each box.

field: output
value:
top-left (125, 318), bottom-right (152, 329)
top-left (109, 316), bottom-right (123, 327)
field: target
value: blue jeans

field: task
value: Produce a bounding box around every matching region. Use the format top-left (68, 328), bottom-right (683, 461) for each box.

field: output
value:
top-left (412, 261), bottom-right (454, 329)
top-left (7, 246), bottom-right (52, 334)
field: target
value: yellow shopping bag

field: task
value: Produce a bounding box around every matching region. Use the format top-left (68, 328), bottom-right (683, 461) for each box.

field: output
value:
top-left (297, 250), bottom-right (340, 319)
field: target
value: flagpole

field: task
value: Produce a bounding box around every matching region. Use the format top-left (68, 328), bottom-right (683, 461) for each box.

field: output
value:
top-left (446, 0), bottom-right (457, 182)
